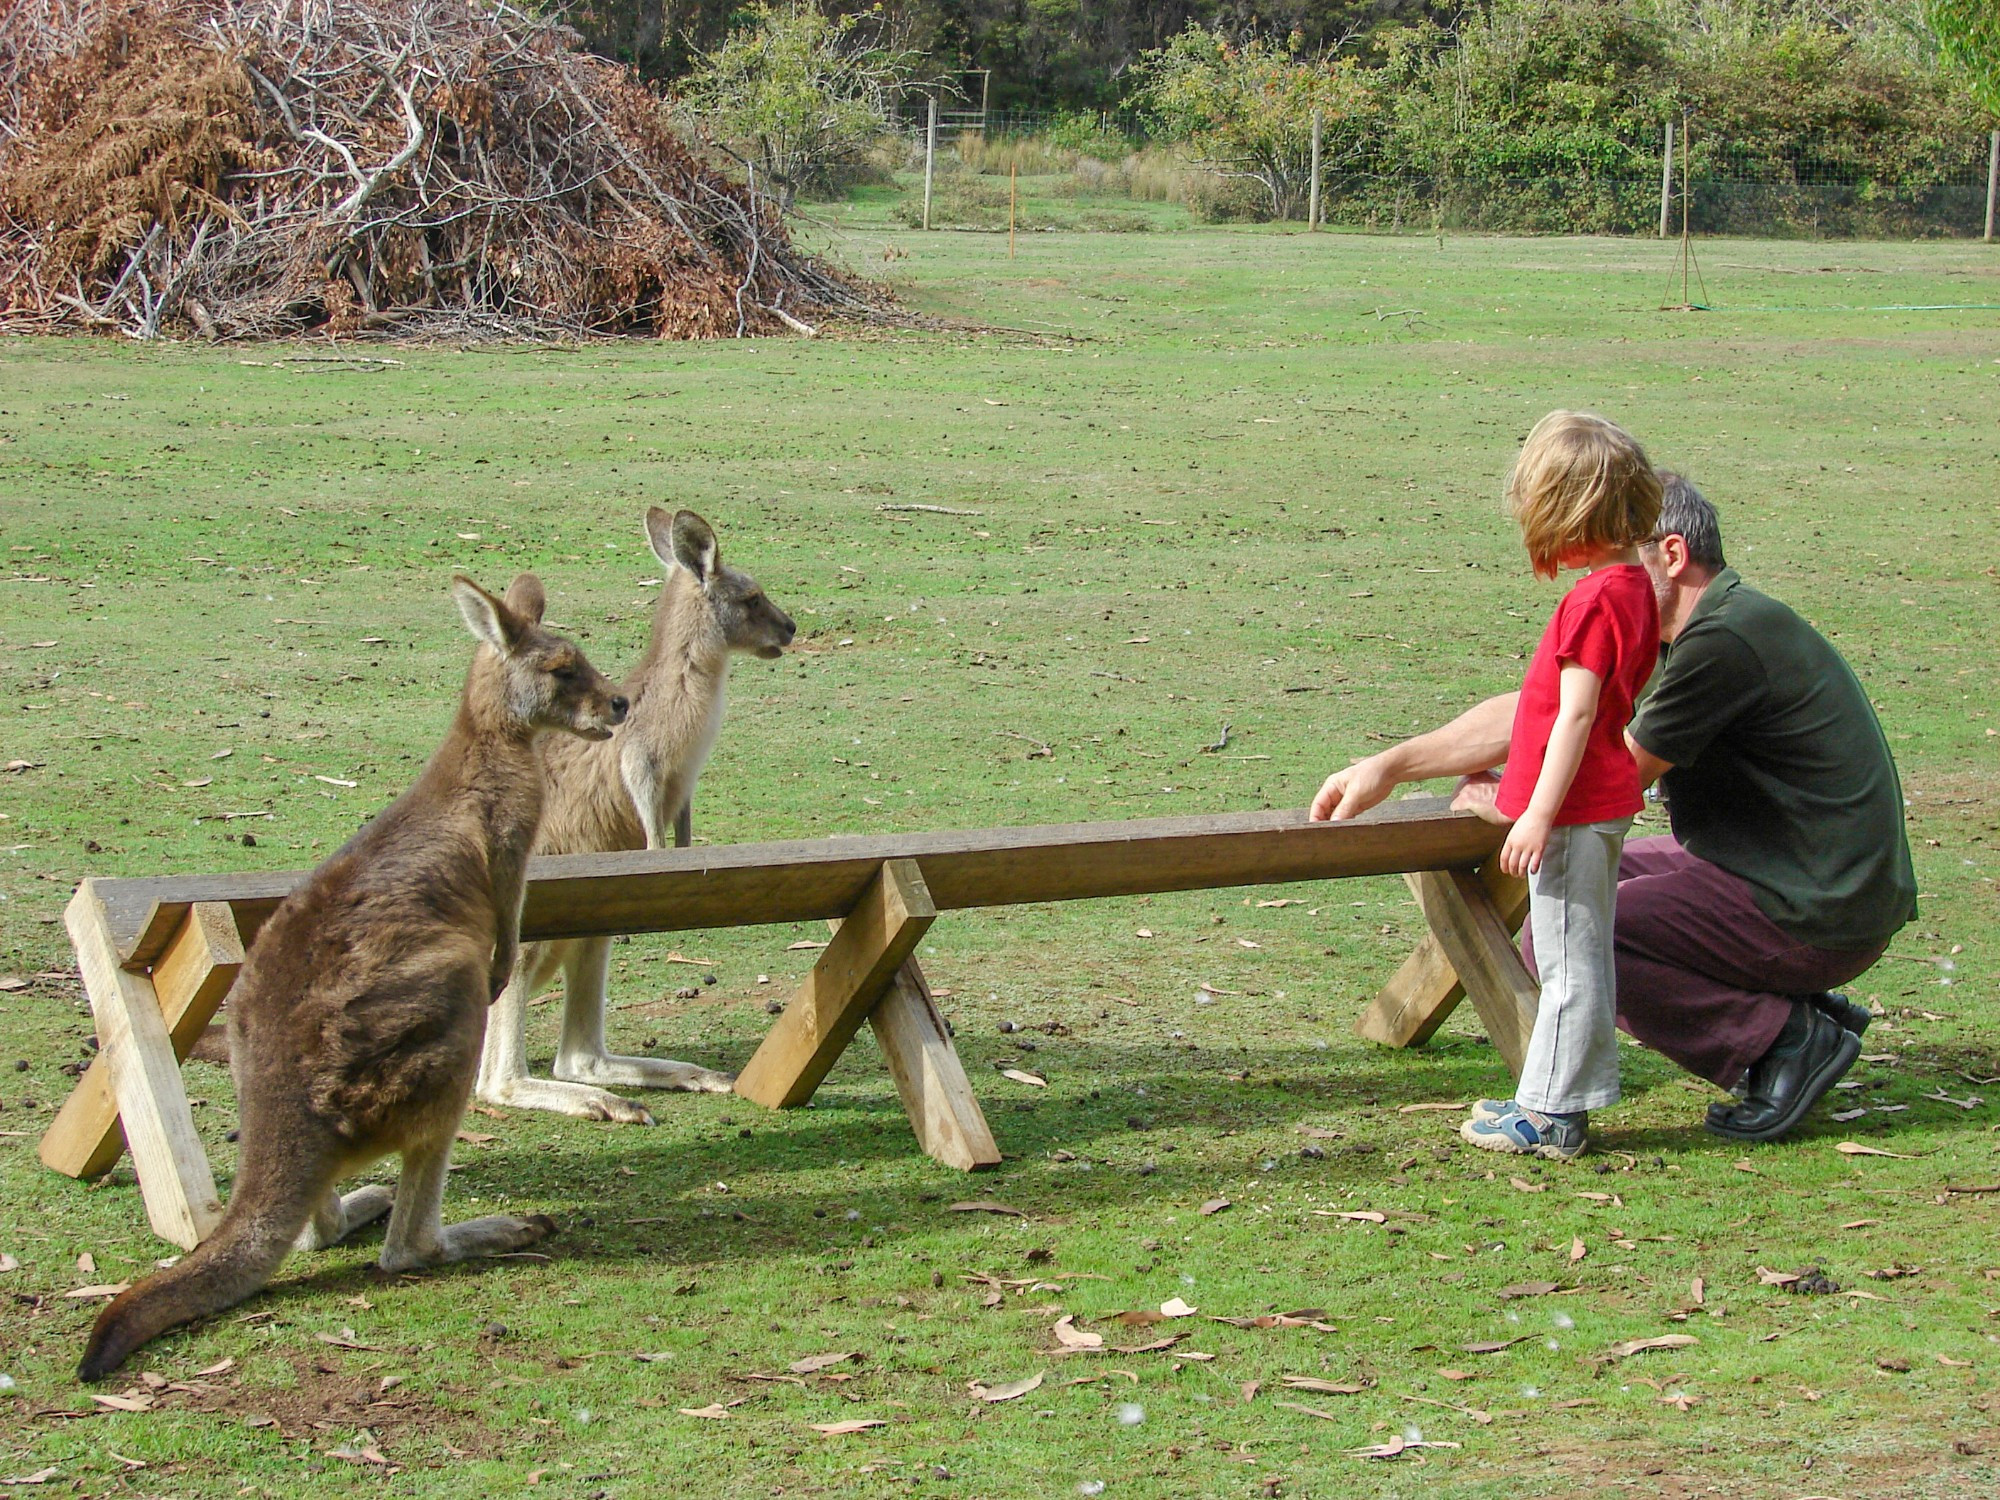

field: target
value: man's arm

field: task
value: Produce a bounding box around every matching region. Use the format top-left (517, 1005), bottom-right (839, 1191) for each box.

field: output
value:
top-left (1310, 691), bottom-right (1519, 821)
top-left (1626, 729), bottom-right (1671, 789)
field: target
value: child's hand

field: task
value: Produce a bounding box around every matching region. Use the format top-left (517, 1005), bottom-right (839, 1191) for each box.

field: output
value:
top-left (1500, 812), bottom-right (1552, 876)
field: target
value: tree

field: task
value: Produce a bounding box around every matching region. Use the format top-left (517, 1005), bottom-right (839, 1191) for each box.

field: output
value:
top-left (1926, 0), bottom-right (2000, 115)
top-left (1130, 24), bottom-right (1376, 219)
top-left (678, 2), bottom-right (922, 206)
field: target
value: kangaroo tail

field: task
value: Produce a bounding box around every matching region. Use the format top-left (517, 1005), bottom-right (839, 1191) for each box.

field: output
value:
top-left (77, 1156), bottom-right (318, 1382)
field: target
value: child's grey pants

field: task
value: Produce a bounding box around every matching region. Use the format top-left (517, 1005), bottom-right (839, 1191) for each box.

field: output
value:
top-left (1515, 817), bottom-right (1633, 1116)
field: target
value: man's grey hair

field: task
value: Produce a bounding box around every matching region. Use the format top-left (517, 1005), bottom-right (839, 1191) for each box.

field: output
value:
top-left (1652, 470), bottom-right (1726, 571)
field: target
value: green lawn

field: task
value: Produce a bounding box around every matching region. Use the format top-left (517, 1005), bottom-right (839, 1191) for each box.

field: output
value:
top-left (0, 222), bottom-right (1995, 1499)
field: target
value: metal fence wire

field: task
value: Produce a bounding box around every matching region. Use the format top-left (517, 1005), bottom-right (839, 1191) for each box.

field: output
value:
top-left (887, 105), bottom-right (1999, 238)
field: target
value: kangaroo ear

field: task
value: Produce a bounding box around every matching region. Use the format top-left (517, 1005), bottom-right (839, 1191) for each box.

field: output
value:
top-left (668, 509), bottom-right (718, 584)
top-left (503, 572), bottom-right (546, 625)
top-left (452, 575), bottom-right (523, 654)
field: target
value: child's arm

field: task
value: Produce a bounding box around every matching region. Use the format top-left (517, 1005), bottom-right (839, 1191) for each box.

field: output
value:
top-left (1500, 661), bottom-right (1601, 877)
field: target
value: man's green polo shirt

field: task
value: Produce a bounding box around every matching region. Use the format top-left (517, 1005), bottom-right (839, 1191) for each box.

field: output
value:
top-left (1629, 568), bottom-right (1917, 951)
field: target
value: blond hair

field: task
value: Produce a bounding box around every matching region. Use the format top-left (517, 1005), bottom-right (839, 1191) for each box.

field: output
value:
top-left (1506, 411), bottom-right (1663, 579)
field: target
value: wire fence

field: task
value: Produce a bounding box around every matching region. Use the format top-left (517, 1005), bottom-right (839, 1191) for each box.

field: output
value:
top-left (887, 104), bottom-right (1999, 239)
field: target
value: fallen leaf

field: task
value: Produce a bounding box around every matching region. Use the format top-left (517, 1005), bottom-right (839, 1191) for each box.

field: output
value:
top-left (197, 1357), bottom-right (236, 1377)
top-left (1160, 1297), bottom-right (1199, 1318)
top-left (210, 748), bottom-right (233, 760)
top-left (1658, 1391), bottom-right (1699, 1412)
top-left (1840, 1219), bottom-right (1883, 1230)
top-left (76, 1252), bottom-right (95, 1275)
top-left (947, 1201), bottom-right (1024, 1217)
top-left (1168, 1350), bottom-right (1216, 1362)
top-left (65, 1283), bottom-right (129, 1299)
top-left (1282, 1376), bottom-right (1370, 1395)
top-left (785, 940), bottom-right (827, 951)
top-left (0, 1253), bottom-right (21, 1272)
top-left (971, 1371), bottom-right (1045, 1403)
top-left (1199, 1198), bottom-right (1231, 1217)
top-left (1574, 1191), bottom-right (1623, 1208)
top-left (1603, 1335), bottom-right (1699, 1360)
top-left (1397, 1101), bottom-right (1470, 1114)
top-left (1461, 1337), bottom-right (1530, 1354)
top-left (0, 976), bottom-right (27, 992)
top-left (1496, 1282), bottom-right (1559, 1300)
top-left (1756, 1267), bottom-right (1801, 1287)
top-left (1241, 1380), bottom-right (1260, 1403)
top-left (1509, 1177), bottom-right (1546, 1194)
top-left (454, 1130), bottom-right (497, 1146)
top-left (811, 1419), bottom-right (886, 1435)
top-left (1054, 1316), bottom-right (1103, 1350)
top-left (1939, 1354), bottom-right (1974, 1368)
top-left (1135, 928), bottom-right (1154, 939)
top-left (1236, 939), bottom-right (1261, 949)
top-left (1318, 1210), bottom-right (1386, 1224)
top-left (0, 1469), bottom-right (60, 1485)
top-left (1569, 1237), bottom-right (1587, 1263)
top-left (314, 1329), bottom-right (378, 1351)
top-left (88, 1393), bottom-right (154, 1412)
top-left (789, 1352), bottom-right (857, 1375)
top-left (314, 774), bottom-right (357, 788)
top-left (1830, 1108), bottom-right (1869, 1123)
top-left (1000, 1068), bottom-right (1047, 1088)
top-left (1689, 1277), bottom-right (1705, 1306)
top-left (1348, 1436), bottom-right (1461, 1459)
top-left (1275, 1401), bottom-right (1344, 1422)
top-left (1836, 1141), bottom-right (1920, 1159)
top-left (678, 1403), bottom-right (735, 1419)
top-left (1438, 1369), bottom-right (1477, 1381)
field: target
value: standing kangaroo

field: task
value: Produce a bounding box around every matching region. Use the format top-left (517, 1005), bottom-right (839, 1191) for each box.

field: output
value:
top-left (475, 508), bottom-right (795, 1124)
top-left (80, 575), bottom-right (626, 1381)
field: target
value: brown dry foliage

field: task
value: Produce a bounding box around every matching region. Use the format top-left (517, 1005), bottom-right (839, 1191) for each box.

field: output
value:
top-left (0, 0), bottom-right (887, 339)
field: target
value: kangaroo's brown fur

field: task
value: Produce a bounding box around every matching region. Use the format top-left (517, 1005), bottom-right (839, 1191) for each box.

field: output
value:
top-left (476, 509), bottom-right (795, 1122)
top-left (78, 575), bottom-right (626, 1381)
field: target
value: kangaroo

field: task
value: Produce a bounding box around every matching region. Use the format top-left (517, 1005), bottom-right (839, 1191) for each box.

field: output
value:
top-left (475, 508), bottom-right (796, 1124)
top-left (79, 575), bottom-right (626, 1381)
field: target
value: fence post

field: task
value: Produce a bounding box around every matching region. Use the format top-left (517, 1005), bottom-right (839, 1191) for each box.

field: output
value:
top-left (1309, 108), bottom-right (1322, 231)
top-left (922, 95), bottom-right (938, 232)
top-left (1659, 120), bottom-right (1674, 239)
top-left (1986, 128), bottom-right (1998, 243)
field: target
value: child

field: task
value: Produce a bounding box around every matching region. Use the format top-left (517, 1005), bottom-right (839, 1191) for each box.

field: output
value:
top-left (1459, 412), bottom-right (1662, 1161)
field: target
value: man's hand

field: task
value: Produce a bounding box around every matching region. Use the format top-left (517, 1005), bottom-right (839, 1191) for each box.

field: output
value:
top-left (1451, 770), bottom-right (1508, 824)
top-left (1310, 754), bottom-right (1398, 821)
top-left (1500, 810), bottom-right (1553, 877)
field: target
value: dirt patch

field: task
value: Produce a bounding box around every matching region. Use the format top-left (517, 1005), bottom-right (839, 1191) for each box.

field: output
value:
top-left (171, 1354), bottom-right (504, 1467)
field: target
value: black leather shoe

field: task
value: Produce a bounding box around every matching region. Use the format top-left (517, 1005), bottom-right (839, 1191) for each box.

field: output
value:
top-left (1810, 991), bottom-right (1873, 1036)
top-left (1706, 1004), bottom-right (1862, 1142)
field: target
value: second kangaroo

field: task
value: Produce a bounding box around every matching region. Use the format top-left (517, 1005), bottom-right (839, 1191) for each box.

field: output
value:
top-left (476, 507), bottom-right (796, 1123)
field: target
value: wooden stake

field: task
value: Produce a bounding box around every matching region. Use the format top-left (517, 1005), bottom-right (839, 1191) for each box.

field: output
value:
top-left (1399, 868), bottom-right (1539, 1077)
top-left (1354, 862), bottom-right (1528, 1053)
top-left (734, 859), bottom-right (936, 1109)
top-left (870, 958), bottom-right (1001, 1171)
top-left (1659, 119), bottom-right (1674, 239)
top-left (42, 901), bottom-right (243, 1182)
top-left (922, 95), bottom-right (938, 232)
top-left (1308, 107), bottom-right (1322, 231)
top-left (1986, 128), bottom-right (1997, 243)
top-left (60, 883), bottom-right (223, 1248)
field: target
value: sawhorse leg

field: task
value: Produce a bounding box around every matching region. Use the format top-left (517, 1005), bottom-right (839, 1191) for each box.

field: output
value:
top-left (733, 859), bottom-right (1000, 1171)
top-left (1353, 861), bottom-right (1536, 1077)
top-left (44, 885), bottom-right (240, 1247)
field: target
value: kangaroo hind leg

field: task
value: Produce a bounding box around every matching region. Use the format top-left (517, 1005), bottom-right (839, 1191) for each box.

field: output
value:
top-left (552, 937), bottom-right (734, 1098)
top-left (378, 1128), bottom-right (554, 1274)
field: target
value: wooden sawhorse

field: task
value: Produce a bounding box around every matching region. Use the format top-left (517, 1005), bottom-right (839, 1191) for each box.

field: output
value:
top-left (42, 798), bottom-right (1531, 1249)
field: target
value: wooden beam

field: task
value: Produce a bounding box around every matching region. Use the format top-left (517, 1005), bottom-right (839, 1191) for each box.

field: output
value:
top-left (41, 902), bottom-right (244, 1181)
top-left (1354, 863), bottom-right (1528, 1052)
top-left (869, 959), bottom-right (1001, 1172)
top-left (101, 799), bottom-right (1501, 966)
top-left (1400, 868), bottom-right (1539, 1077)
top-left (59, 883), bottom-right (222, 1248)
top-left (734, 859), bottom-right (936, 1110)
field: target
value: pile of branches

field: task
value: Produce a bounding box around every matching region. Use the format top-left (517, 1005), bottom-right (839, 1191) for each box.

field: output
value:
top-left (0, 0), bottom-right (889, 339)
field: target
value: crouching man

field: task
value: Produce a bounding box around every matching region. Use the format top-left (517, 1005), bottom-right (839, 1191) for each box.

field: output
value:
top-left (1312, 475), bottom-right (1915, 1141)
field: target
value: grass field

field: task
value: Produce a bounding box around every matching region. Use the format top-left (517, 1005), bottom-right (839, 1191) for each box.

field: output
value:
top-left (1, 220), bottom-right (1997, 1499)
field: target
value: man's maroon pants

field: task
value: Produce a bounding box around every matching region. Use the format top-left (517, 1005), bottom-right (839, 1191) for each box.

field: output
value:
top-left (1521, 835), bottom-right (1889, 1091)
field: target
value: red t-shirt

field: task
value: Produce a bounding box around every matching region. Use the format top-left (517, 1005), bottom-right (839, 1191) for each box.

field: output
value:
top-left (1495, 564), bottom-right (1659, 825)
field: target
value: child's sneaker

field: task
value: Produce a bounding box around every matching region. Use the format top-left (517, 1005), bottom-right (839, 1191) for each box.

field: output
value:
top-left (1467, 1098), bottom-right (1513, 1124)
top-left (1459, 1101), bottom-right (1589, 1161)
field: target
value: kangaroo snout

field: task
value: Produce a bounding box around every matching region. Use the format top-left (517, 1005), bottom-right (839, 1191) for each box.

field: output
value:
top-left (758, 612), bottom-right (796, 660)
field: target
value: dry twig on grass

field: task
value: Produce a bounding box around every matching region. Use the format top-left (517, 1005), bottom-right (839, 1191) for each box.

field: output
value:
top-left (0, 0), bottom-right (893, 340)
